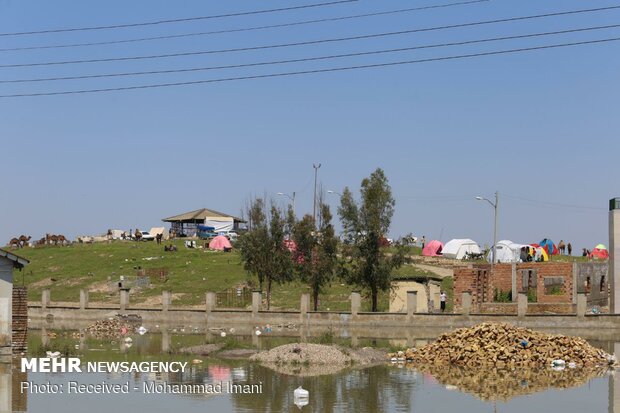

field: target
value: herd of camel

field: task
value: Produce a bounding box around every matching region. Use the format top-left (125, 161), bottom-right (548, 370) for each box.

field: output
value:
top-left (7, 233), bottom-right (69, 248)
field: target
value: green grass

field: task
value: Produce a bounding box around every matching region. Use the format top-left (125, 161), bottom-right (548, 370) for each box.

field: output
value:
top-left (14, 240), bottom-right (390, 311)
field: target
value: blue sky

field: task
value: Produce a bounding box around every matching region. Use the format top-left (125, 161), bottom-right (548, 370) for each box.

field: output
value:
top-left (1, 0), bottom-right (619, 251)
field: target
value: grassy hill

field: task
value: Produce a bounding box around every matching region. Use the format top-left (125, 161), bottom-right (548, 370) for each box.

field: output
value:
top-left (12, 240), bottom-right (430, 312)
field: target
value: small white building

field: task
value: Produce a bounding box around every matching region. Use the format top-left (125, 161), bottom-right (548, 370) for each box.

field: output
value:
top-left (0, 249), bottom-right (29, 356)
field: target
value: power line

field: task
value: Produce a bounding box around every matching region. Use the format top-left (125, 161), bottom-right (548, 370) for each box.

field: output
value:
top-left (502, 194), bottom-right (607, 211)
top-left (1, 36), bottom-right (618, 98)
top-left (3, 24), bottom-right (617, 84)
top-left (0, 0), bottom-right (359, 37)
top-left (0, 0), bottom-right (489, 52)
top-left (1, 5), bottom-right (618, 69)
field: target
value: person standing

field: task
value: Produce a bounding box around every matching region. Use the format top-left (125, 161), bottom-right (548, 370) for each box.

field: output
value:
top-left (440, 290), bottom-right (447, 312)
top-left (421, 236), bottom-right (426, 249)
top-left (567, 242), bottom-right (572, 256)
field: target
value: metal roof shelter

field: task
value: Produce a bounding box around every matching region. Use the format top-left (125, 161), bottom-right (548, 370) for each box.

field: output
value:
top-left (162, 208), bottom-right (246, 237)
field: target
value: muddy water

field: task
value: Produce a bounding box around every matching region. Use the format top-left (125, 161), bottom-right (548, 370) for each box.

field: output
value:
top-left (6, 330), bottom-right (619, 412)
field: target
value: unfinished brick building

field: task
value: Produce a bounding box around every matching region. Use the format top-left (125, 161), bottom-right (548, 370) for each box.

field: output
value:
top-left (454, 261), bottom-right (608, 314)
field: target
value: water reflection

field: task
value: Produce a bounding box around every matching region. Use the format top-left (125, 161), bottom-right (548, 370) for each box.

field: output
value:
top-left (411, 363), bottom-right (609, 401)
top-left (7, 329), bottom-right (620, 412)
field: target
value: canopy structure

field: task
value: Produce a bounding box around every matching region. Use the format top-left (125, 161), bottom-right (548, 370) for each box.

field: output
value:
top-left (209, 235), bottom-right (233, 251)
top-left (442, 239), bottom-right (481, 260)
top-left (539, 238), bottom-right (559, 256)
top-left (163, 208), bottom-right (246, 237)
top-left (590, 244), bottom-right (609, 260)
top-left (422, 240), bottom-right (443, 257)
top-left (486, 240), bottom-right (525, 263)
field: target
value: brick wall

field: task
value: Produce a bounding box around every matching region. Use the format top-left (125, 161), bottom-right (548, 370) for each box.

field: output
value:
top-left (12, 286), bottom-right (27, 354)
top-left (454, 262), bottom-right (575, 313)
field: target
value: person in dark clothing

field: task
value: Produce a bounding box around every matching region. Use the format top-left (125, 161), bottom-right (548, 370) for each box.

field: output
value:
top-left (567, 242), bottom-right (572, 256)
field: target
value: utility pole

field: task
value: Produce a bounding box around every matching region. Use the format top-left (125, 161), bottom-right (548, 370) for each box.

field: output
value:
top-left (492, 191), bottom-right (499, 268)
top-left (313, 163), bottom-right (321, 228)
top-left (475, 191), bottom-right (499, 267)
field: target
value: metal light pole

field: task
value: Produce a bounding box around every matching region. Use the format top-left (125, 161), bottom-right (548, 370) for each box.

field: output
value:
top-left (277, 192), bottom-right (296, 216)
top-left (313, 163), bottom-right (321, 228)
top-left (476, 192), bottom-right (499, 266)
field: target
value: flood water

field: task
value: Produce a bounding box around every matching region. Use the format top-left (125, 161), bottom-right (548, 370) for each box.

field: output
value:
top-left (4, 329), bottom-right (619, 412)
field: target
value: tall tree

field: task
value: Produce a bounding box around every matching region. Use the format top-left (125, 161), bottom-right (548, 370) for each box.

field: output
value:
top-left (292, 203), bottom-right (338, 311)
top-left (337, 168), bottom-right (406, 311)
top-left (238, 199), bottom-right (293, 309)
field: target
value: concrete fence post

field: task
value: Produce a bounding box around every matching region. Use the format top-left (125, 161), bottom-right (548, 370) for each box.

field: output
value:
top-left (252, 291), bottom-right (262, 318)
top-left (42, 289), bottom-right (50, 310)
top-left (300, 294), bottom-right (310, 321)
top-left (407, 291), bottom-right (418, 320)
top-left (461, 292), bottom-right (472, 315)
top-left (79, 289), bottom-right (89, 310)
top-left (205, 292), bottom-right (216, 314)
top-left (517, 292), bottom-right (528, 317)
top-left (576, 293), bottom-right (587, 317)
top-left (350, 292), bottom-right (361, 317)
top-left (162, 290), bottom-right (171, 312)
top-left (120, 289), bottom-right (130, 311)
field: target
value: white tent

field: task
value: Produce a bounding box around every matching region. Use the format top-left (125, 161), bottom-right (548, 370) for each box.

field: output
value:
top-left (149, 227), bottom-right (169, 240)
top-left (486, 240), bottom-right (524, 263)
top-left (442, 239), bottom-right (482, 260)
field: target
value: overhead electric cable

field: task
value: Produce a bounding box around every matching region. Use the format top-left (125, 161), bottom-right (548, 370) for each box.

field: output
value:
top-left (502, 194), bottom-right (606, 211)
top-left (0, 0), bottom-right (489, 52)
top-left (1, 5), bottom-right (617, 69)
top-left (0, 0), bottom-right (359, 37)
top-left (3, 23), bottom-right (618, 84)
top-left (1, 36), bottom-right (618, 98)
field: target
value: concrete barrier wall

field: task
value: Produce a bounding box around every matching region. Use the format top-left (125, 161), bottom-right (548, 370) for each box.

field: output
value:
top-left (27, 290), bottom-right (620, 330)
top-left (27, 304), bottom-right (620, 331)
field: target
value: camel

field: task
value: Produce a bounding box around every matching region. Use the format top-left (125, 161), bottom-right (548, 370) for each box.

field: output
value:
top-left (35, 238), bottom-right (46, 247)
top-left (18, 235), bottom-right (31, 247)
top-left (46, 233), bottom-right (59, 245)
top-left (558, 240), bottom-right (566, 255)
top-left (134, 229), bottom-right (142, 242)
top-left (8, 238), bottom-right (21, 249)
top-left (56, 235), bottom-right (68, 245)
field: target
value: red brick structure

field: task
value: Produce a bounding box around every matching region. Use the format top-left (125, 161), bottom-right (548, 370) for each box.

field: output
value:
top-left (454, 262), bottom-right (576, 314)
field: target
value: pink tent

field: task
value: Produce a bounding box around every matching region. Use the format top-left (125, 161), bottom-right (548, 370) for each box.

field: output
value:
top-left (209, 235), bottom-right (232, 251)
top-left (422, 240), bottom-right (443, 256)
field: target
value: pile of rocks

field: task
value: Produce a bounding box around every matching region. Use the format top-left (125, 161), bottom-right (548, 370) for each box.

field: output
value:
top-left (251, 343), bottom-right (351, 365)
top-left (389, 322), bottom-right (615, 368)
top-left (85, 317), bottom-right (133, 339)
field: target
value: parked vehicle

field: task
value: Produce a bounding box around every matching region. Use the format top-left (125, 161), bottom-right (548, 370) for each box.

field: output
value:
top-left (140, 231), bottom-right (155, 241)
top-left (197, 225), bottom-right (218, 240)
top-left (219, 230), bottom-right (239, 241)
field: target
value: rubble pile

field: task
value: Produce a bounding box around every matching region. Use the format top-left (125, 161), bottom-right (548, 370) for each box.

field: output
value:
top-left (85, 317), bottom-right (134, 339)
top-left (389, 322), bottom-right (615, 368)
top-left (412, 364), bottom-right (609, 401)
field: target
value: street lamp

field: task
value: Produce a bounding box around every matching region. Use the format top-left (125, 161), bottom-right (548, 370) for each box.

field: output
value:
top-left (476, 192), bottom-right (499, 266)
top-left (327, 190), bottom-right (342, 197)
top-left (277, 192), bottom-right (296, 216)
top-left (313, 163), bottom-right (321, 228)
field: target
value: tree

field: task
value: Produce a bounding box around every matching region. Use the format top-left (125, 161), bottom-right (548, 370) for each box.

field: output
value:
top-left (292, 203), bottom-right (338, 311)
top-left (337, 168), bottom-right (406, 312)
top-left (238, 198), bottom-right (293, 309)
